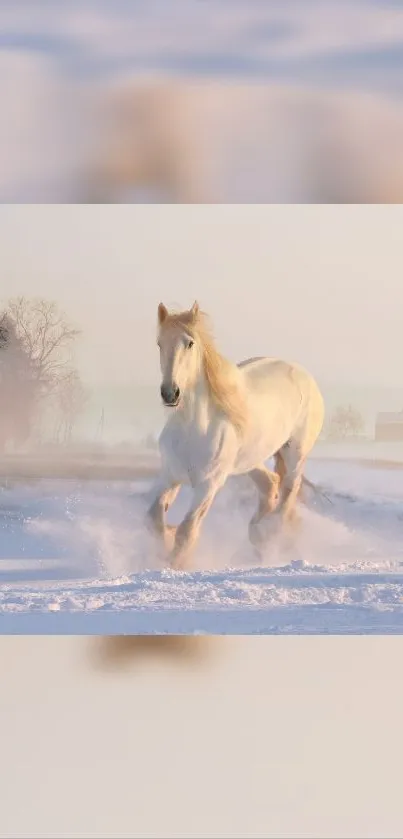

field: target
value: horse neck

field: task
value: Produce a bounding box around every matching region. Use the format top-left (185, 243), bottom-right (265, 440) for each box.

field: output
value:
top-left (181, 352), bottom-right (243, 432)
top-left (181, 370), bottom-right (214, 431)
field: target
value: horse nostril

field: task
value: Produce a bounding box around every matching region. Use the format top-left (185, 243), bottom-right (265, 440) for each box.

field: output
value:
top-left (174, 387), bottom-right (180, 401)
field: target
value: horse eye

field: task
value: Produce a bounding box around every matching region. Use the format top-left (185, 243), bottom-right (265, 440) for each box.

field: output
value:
top-left (187, 340), bottom-right (194, 350)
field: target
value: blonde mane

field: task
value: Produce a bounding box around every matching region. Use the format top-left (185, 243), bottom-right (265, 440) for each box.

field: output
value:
top-left (159, 308), bottom-right (248, 433)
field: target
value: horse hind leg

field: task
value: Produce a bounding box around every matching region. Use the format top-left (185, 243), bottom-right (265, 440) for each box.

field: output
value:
top-left (274, 443), bottom-right (305, 527)
top-left (247, 465), bottom-right (281, 551)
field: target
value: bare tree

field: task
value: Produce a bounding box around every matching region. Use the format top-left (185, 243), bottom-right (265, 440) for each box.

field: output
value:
top-left (0, 313), bottom-right (8, 348)
top-left (5, 297), bottom-right (81, 396)
top-left (54, 369), bottom-right (89, 445)
top-left (327, 404), bottom-right (365, 441)
top-left (0, 313), bottom-right (37, 451)
top-left (1, 297), bottom-right (84, 448)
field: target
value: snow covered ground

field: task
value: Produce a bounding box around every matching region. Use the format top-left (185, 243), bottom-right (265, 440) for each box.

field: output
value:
top-left (1, 454), bottom-right (403, 634)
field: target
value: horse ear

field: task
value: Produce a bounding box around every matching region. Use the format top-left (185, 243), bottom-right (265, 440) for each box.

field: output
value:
top-left (190, 300), bottom-right (200, 318)
top-left (158, 303), bottom-right (168, 325)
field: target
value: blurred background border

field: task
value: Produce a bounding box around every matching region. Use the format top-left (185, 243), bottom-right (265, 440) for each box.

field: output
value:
top-left (1, 635), bottom-right (403, 837)
top-left (2, 0), bottom-right (403, 202)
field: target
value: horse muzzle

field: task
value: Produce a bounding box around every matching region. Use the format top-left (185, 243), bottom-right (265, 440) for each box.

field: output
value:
top-left (160, 383), bottom-right (181, 407)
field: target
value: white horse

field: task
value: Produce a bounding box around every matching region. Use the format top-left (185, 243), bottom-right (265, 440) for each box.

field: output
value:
top-left (146, 302), bottom-right (325, 568)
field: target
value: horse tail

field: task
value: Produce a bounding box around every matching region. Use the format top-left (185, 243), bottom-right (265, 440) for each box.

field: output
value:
top-left (299, 474), bottom-right (333, 506)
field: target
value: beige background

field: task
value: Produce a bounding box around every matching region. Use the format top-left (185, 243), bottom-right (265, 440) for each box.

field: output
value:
top-left (0, 635), bottom-right (402, 838)
top-left (1, 204), bottom-right (403, 389)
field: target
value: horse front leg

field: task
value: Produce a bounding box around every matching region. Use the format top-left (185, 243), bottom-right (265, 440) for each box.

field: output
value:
top-left (146, 478), bottom-right (181, 553)
top-left (170, 477), bottom-right (225, 570)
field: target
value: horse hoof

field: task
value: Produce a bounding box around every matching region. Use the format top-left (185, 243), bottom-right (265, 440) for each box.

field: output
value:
top-left (283, 511), bottom-right (302, 534)
top-left (252, 546), bottom-right (265, 564)
top-left (170, 558), bottom-right (187, 571)
top-left (169, 550), bottom-right (190, 571)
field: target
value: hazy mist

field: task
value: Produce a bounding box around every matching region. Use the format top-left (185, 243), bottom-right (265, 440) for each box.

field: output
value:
top-left (1, 205), bottom-right (402, 394)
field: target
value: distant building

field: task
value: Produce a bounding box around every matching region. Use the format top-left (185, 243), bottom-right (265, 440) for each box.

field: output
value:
top-left (375, 411), bottom-right (403, 442)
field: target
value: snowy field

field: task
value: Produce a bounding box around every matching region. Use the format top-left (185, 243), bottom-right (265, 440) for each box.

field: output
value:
top-left (1, 453), bottom-right (403, 634)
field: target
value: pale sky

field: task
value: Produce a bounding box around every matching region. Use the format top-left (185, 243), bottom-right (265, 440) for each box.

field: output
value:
top-left (0, 204), bottom-right (402, 389)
